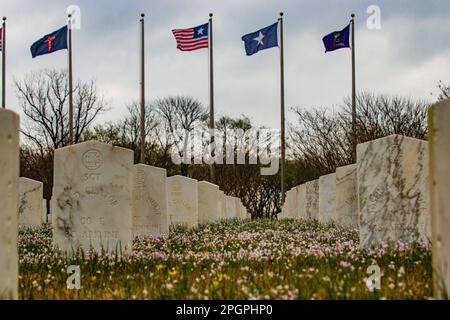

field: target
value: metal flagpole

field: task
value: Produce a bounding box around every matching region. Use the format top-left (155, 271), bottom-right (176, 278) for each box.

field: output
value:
top-left (279, 12), bottom-right (286, 205)
top-left (68, 14), bottom-right (74, 145)
top-left (1, 17), bottom-right (6, 108)
top-left (209, 13), bottom-right (216, 184)
top-left (140, 13), bottom-right (146, 163)
top-left (351, 13), bottom-right (356, 162)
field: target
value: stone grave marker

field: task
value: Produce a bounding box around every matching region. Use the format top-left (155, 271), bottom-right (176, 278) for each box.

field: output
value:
top-left (305, 180), bottom-right (319, 220)
top-left (428, 99), bottom-right (450, 298)
top-left (132, 164), bottom-right (168, 238)
top-left (18, 177), bottom-right (43, 228)
top-left (357, 134), bottom-right (430, 248)
top-left (52, 141), bottom-right (134, 254)
top-left (198, 181), bottom-right (220, 223)
top-left (0, 109), bottom-right (19, 299)
top-left (167, 175), bottom-right (198, 227)
top-left (335, 164), bottom-right (358, 229)
top-left (319, 173), bottom-right (336, 224)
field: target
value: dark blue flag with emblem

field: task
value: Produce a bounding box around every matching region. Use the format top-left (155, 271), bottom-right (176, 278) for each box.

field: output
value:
top-left (30, 25), bottom-right (68, 58)
top-left (322, 24), bottom-right (350, 52)
top-left (242, 22), bottom-right (278, 56)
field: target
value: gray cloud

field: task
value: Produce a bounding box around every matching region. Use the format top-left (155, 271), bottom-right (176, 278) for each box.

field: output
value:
top-left (2, 0), bottom-right (449, 130)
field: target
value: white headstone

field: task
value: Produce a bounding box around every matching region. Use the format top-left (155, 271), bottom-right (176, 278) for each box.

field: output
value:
top-left (0, 109), bottom-right (19, 299)
top-left (18, 177), bottom-right (43, 228)
top-left (305, 180), bottom-right (319, 220)
top-left (281, 187), bottom-right (298, 219)
top-left (217, 190), bottom-right (225, 221)
top-left (198, 181), bottom-right (220, 223)
top-left (42, 199), bottom-right (48, 224)
top-left (357, 134), bottom-right (430, 248)
top-left (319, 173), bottom-right (336, 224)
top-left (225, 196), bottom-right (237, 219)
top-left (132, 164), bottom-right (168, 238)
top-left (167, 175), bottom-right (198, 227)
top-left (296, 184), bottom-right (307, 219)
top-left (428, 99), bottom-right (450, 298)
top-left (52, 141), bottom-right (134, 254)
top-left (335, 164), bottom-right (358, 229)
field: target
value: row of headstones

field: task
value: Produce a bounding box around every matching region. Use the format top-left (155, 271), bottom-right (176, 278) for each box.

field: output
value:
top-left (18, 175), bottom-right (248, 232)
top-left (19, 156), bottom-right (248, 254)
top-left (0, 108), bottom-right (247, 299)
top-left (3, 97), bottom-right (450, 298)
top-left (280, 133), bottom-right (430, 249)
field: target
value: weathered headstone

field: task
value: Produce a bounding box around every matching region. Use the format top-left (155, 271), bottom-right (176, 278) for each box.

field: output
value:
top-left (198, 181), bottom-right (220, 223)
top-left (0, 109), bottom-right (19, 299)
top-left (240, 200), bottom-right (247, 219)
top-left (217, 190), bottom-right (225, 220)
top-left (335, 164), bottom-right (358, 229)
top-left (319, 173), bottom-right (336, 224)
top-left (18, 177), bottom-right (43, 228)
top-left (296, 184), bottom-right (307, 219)
top-left (52, 141), bottom-right (134, 254)
top-left (132, 164), bottom-right (168, 238)
top-left (225, 196), bottom-right (236, 219)
top-left (357, 134), bottom-right (430, 248)
top-left (167, 175), bottom-right (198, 227)
top-left (428, 99), bottom-right (450, 298)
top-left (305, 180), bottom-right (319, 220)
top-left (281, 187), bottom-right (298, 219)
top-left (42, 199), bottom-right (48, 224)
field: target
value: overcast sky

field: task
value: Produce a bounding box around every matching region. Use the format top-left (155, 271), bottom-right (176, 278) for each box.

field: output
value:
top-left (2, 0), bottom-right (450, 129)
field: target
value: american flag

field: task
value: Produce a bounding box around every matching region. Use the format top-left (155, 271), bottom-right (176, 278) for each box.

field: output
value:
top-left (172, 22), bottom-right (209, 51)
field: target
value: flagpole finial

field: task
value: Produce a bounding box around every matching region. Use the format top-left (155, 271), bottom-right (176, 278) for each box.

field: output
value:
top-left (280, 12), bottom-right (284, 17)
top-left (351, 13), bottom-right (355, 18)
top-left (2, 17), bottom-right (6, 21)
top-left (141, 13), bottom-right (145, 18)
top-left (209, 13), bottom-right (213, 18)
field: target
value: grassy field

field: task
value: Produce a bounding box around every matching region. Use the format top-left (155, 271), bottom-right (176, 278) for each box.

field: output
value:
top-left (19, 219), bottom-right (432, 300)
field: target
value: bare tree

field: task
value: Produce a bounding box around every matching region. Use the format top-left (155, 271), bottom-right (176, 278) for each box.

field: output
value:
top-left (436, 80), bottom-right (450, 101)
top-left (15, 69), bottom-right (107, 151)
top-left (153, 96), bottom-right (208, 176)
top-left (289, 91), bottom-right (429, 180)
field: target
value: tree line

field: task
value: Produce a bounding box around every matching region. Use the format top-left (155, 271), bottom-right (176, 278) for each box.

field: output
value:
top-left (16, 69), bottom-right (449, 218)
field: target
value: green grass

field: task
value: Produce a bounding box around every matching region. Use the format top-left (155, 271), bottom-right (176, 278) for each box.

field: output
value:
top-left (18, 219), bottom-right (432, 299)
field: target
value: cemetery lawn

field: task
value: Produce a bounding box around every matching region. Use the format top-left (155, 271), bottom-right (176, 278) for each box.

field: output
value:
top-left (19, 219), bottom-right (432, 300)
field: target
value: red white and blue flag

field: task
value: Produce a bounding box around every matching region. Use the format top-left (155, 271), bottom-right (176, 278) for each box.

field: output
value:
top-left (172, 22), bottom-right (209, 51)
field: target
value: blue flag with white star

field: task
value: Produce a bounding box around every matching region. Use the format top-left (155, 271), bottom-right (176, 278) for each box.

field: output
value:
top-left (242, 22), bottom-right (279, 56)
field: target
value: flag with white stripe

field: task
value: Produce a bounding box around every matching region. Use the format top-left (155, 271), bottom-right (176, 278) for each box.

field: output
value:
top-left (172, 22), bottom-right (209, 51)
